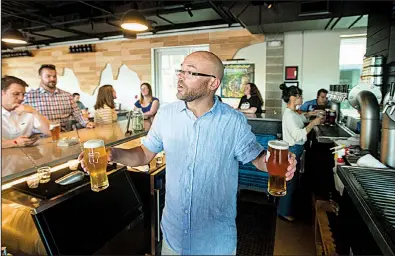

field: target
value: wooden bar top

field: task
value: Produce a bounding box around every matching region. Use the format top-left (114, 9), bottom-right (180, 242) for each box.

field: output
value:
top-left (2, 119), bottom-right (152, 183)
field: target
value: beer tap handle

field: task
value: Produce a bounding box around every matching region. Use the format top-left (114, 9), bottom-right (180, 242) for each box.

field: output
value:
top-left (383, 105), bottom-right (390, 114)
top-left (389, 82), bottom-right (395, 100)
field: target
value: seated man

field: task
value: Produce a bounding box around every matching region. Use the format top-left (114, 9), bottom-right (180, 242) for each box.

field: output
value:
top-left (299, 88), bottom-right (330, 112)
top-left (2, 76), bottom-right (51, 148)
top-left (73, 93), bottom-right (86, 110)
top-left (23, 64), bottom-right (94, 131)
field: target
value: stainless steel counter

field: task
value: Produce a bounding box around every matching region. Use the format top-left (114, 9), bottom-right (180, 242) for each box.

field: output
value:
top-left (2, 119), bottom-right (152, 183)
top-left (313, 122), bottom-right (356, 143)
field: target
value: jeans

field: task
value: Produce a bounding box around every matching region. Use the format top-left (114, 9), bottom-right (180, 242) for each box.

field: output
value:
top-left (277, 144), bottom-right (304, 218)
top-left (161, 239), bottom-right (236, 255)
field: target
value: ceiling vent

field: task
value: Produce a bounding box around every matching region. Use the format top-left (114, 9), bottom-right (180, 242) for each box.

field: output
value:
top-left (299, 1), bottom-right (331, 17)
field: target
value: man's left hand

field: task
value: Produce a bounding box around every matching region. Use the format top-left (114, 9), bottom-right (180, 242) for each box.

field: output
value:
top-left (286, 153), bottom-right (297, 181)
top-left (85, 122), bottom-right (95, 129)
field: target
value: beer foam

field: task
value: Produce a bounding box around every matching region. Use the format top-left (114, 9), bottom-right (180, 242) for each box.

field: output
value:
top-left (83, 140), bottom-right (105, 149)
top-left (268, 140), bottom-right (289, 150)
top-left (49, 123), bottom-right (60, 130)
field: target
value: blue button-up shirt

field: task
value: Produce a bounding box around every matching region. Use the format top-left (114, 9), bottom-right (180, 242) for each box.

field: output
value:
top-left (143, 96), bottom-right (264, 255)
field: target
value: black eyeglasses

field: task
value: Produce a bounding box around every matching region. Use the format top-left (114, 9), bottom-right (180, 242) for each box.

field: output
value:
top-left (175, 69), bottom-right (216, 79)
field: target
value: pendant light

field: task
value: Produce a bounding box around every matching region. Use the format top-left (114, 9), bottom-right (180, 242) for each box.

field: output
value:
top-left (2, 27), bottom-right (28, 44)
top-left (121, 9), bottom-right (148, 32)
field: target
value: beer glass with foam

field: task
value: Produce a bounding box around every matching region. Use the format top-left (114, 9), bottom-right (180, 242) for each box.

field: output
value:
top-left (267, 140), bottom-right (289, 196)
top-left (50, 121), bottom-right (61, 142)
top-left (83, 140), bottom-right (109, 192)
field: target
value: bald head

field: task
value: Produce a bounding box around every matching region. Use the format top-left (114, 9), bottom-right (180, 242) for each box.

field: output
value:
top-left (188, 51), bottom-right (224, 81)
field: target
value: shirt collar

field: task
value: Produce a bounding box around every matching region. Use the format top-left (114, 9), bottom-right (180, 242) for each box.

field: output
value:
top-left (177, 95), bottom-right (221, 114)
top-left (2, 107), bottom-right (11, 117)
top-left (39, 87), bottom-right (59, 94)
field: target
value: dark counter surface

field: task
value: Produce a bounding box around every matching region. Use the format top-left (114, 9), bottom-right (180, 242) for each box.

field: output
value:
top-left (337, 166), bottom-right (395, 256)
top-left (244, 113), bottom-right (282, 122)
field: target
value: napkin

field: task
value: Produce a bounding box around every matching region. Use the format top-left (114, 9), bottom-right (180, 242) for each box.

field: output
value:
top-left (357, 154), bottom-right (388, 169)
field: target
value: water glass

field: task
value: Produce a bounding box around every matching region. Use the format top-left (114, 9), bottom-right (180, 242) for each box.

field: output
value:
top-left (26, 174), bottom-right (40, 188)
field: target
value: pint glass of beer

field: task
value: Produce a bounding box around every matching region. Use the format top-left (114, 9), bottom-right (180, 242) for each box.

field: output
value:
top-left (50, 121), bottom-right (61, 142)
top-left (83, 140), bottom-right (109, 192)
top-left (267, 140), bottom-right (289, 196)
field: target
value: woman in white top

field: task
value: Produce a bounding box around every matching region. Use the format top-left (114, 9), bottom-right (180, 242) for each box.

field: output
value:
top-left (278, 84), bottom-right (321, 221)
top-left (94, 85), bottom-right (118, 125)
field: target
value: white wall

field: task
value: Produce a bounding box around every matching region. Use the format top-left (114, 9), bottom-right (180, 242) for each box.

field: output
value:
top-left (283, 28), bottom-right (366, 111)
top-left (217, 42), bottom-right (266, 107)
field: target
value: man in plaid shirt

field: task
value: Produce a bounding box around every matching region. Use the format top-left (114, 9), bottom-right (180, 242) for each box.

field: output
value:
top-left (23, 64), bottom-right (94, 131)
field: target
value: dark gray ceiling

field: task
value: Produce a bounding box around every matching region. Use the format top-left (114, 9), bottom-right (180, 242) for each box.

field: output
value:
top-left (1, 1), bottom-right (380, 49)
top-left (1, 0), bottom-right (238, 47)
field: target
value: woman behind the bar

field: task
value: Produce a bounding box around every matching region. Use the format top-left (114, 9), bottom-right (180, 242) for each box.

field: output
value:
top-left (237, 83), bottom-right (264, 114)
top-left (279, 84), bottom-right (321, 221)
top-left (134, 83), bottom-right (159, 118)
top-left (94, 85), bottom-right (118, 125)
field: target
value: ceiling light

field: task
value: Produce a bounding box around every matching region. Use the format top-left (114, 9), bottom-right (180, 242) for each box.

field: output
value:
top-left (121, 9), bottom-right (148, 32)
top-left (2, 27), bottom-right (28, 44)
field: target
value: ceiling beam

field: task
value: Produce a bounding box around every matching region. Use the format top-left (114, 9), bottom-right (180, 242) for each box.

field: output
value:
top-left (75, 1), bottom-right (119, 18)
top-left (153, 19), bottom-right (227, 32)
top-left (330, 16), bottom-right (341, 30)
top-left (348, 14), bottom-right (364, 29)
top-left (208, 1), bottom-right (234, 25)
top-left (1, 10), bottom-right (95, 38)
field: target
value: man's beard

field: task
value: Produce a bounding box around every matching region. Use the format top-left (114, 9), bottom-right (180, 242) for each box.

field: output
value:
top-left (176, 81), bottom-right (208, 102)
top-left (44, 82), bottom-right (57, 89)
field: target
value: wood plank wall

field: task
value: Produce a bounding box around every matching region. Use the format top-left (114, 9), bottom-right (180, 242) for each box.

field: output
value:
top-left (2, 29), bottom-right (264, 95)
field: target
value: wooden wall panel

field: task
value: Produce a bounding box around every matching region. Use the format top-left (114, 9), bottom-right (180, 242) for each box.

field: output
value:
top-left (2, 29), bottom-right (264, 95)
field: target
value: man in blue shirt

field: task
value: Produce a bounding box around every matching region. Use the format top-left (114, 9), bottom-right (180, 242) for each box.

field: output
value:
top-left (299, 88), bottom-right (330, 112)
top-left (80, 51), bottom-right (296, 255)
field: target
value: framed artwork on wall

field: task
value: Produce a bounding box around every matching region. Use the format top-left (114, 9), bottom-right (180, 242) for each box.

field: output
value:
top-left (221, 63), bottom-right (255, 98)
top-left (285, 66), bottom-right (298, 80)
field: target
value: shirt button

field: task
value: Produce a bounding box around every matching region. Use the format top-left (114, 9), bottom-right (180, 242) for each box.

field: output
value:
top-left (186, 188), bottom-right (190, 193)
top-left (185, 209), bottom-right (188, 214)
top-left (184, 230), bottom-right (188, 234)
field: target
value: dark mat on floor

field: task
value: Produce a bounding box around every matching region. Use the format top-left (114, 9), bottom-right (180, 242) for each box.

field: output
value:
top-left (236, 197), bottom-right (277, 255)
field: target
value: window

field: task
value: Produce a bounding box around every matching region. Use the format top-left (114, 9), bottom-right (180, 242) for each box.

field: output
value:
top-left (153, 45), bottom-right (209, 104)
top-left (339, 37), bottom-right (366, 111)
top-left (339, 37), bottom-right (366, 87)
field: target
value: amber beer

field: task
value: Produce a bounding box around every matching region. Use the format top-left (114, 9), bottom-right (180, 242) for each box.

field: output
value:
top-left (267, 140), bottom-right (289, 196)
top-left (50, 122), bottom-right (61, 142)
top-left (83, 140), bottom-right (109, 192)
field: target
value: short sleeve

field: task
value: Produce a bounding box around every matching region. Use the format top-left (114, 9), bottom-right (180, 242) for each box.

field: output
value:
top-left (249, 96), bottom-right (261, 109)
top-left (299, 102), bottom-right (309, 112)
top-left (237, 97), bottom-right (244, 108)
top-left (142, 109), bottom-right (164, 153)
top-left (134, 101), bottom-right (140, 108)
top-left (234, 113), bottom-right (264, 164)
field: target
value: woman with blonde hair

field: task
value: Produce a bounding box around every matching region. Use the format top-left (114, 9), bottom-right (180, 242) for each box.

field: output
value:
top-left (94, 85), bottom-right (117, 124)
top-left (134, 83), bottom-right (159, 118)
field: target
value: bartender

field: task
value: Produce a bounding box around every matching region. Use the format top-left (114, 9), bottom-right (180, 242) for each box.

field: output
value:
top-left (237, 83), bottom-right (264, 114)
top-left (299, 88), bottom-right (330, 112)
top-left (279, 84), bottom-right (321, 221)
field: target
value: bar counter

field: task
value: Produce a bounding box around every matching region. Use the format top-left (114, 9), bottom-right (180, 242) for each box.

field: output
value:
top-left (244, 113), bottom-right (282, 136)
top-left (2, 119), bottom-right (152, 183)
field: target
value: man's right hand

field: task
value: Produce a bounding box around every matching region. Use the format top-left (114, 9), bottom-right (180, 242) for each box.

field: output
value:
top-left (15, 135), bottom-right (37, 147)
top-left (78, 147), bottom-right (114, 174)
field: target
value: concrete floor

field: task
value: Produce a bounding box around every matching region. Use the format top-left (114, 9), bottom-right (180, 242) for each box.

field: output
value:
top-left (274, 217), bottom-right (316, 255)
